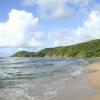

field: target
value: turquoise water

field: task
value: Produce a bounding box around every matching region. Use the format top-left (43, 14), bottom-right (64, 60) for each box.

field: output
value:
top-left (0, 57), bottom-right (93, 100)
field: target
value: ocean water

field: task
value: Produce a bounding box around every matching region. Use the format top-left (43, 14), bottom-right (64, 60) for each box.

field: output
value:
top-left (0, 57), bottom-right (93, 100)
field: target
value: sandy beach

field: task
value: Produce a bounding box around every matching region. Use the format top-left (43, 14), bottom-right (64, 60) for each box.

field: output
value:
top-left (0, 58), bottom-right (99, 100)
top-left (87, 61), bottom-right (100, 100)
top-left (48, 60), bottom-right (100, 100)
top-left (48, 70), bottom-right (95, 100)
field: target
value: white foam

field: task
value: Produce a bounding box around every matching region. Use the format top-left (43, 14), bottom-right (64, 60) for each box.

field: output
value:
top-left (43, 90), bottom-right (57, 97)
top-left (24, 94), bottom-right (35, 100)
top-left (70, 70), bottom-right (82, 77)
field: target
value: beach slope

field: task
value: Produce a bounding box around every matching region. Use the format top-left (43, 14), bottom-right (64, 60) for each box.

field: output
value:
top-left (87, 62), bottom-right (100, 100)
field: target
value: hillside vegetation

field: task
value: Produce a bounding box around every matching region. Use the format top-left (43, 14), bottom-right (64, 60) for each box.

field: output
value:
top-left (12, 51), bottom-right (34, 57)
top-left (12, 39), bottom-right (100, 57)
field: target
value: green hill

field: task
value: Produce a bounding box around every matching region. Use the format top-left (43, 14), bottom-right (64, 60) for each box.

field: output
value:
top-left (12, 51), bottom-right (34, 57)
top-left (12, 39), bottom-right (100, 57)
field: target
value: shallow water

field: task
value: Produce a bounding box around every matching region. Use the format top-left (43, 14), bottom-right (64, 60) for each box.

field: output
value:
top-left (0, 57), bottom-right (94, 100)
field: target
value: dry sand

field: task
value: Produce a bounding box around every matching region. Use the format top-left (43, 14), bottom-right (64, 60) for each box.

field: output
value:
top-left (88, 71), bottom-right (100, 88)
top-left (87, 62), bottom-right (100, 100)
top-left (90, 93), bottom-right (100, 100)
top-left (88, 62), bottom-right (100, 70)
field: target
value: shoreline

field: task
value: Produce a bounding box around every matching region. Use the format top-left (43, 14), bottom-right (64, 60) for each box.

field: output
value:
top-left (48, 59), bottom-right (100, 100)
top-left (87, 61), bottom-right (100, 100)
top-left (0, 58), bottom-right (99, 100)
top-left (49, 75), bottom-right (95, 100)
top-left (47, 64), bottom-right (96, 100)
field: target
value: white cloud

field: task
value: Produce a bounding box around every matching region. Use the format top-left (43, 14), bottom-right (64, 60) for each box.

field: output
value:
top-left (48, 10), bottom-right (100, 46)
top-left (28, 32), bottom-right (45, 47)
top-left (0, 9), bottom-right (45, 47)
top-left (21, 0), bottom-right (93, 19)
top-left (74, 10), bottom-right (100, 42)
top-left (37, 0), bottom-right (72, 19)
top-left (48, 31), bottom-right (74, 47)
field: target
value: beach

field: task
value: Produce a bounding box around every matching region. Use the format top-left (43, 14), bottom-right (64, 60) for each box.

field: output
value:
top-left (49, 74), bottom-right (95, 100)
top-left (0, 57), bottom-right (99, 100)
top-left (87, 61), bottom-right (100, 100)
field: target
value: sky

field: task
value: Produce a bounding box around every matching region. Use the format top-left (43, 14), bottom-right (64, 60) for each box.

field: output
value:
top-left (0, 0), bottom-right (100, 56)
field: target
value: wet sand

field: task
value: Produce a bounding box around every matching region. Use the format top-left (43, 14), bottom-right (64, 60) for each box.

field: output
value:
top-left (87, 61), bottom-right (100, 100)
top-left (48, 72), bottom-right (95, 100)
top-left (48, 60), bottom-right (100, 100)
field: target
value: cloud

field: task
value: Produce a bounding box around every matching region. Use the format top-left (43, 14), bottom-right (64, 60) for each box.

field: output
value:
top-left (48, 10), bottom-right (100, 46)
top-left (74, 10), bottom-right (100, 42)
top-left (21, 0), bottom-right (94, 19)
top-left (0, 9), bottom-right (45, 47)
top-left (48, 31), bottom-right (74, 47)
top-left (37, 0), bottom-right (72, 19)
top-left (28, 32), bottom-right (45, 47)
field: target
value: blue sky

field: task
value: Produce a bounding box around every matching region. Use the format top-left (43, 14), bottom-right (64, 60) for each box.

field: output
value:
top-left (0, 0), bottom-right (100, 56)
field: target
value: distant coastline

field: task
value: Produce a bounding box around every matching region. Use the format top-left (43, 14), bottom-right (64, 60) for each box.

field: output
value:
top-left (12, 39), bottom-right (100, 57)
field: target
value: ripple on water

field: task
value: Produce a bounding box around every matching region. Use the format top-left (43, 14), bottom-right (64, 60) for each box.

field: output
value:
top-left (0, 57), bottom-right (92, 100)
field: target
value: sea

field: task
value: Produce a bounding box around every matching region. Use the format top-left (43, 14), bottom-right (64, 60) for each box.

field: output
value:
top-left (0, 57), bottom-right (95, 100)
